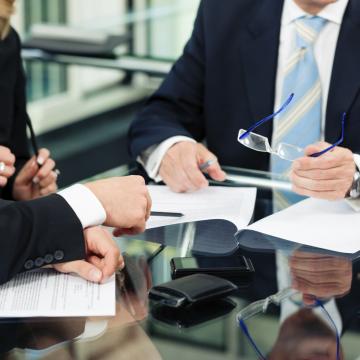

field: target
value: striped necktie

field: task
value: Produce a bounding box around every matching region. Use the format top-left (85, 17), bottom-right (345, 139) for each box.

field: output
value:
top-left (271, 16), bottom-right (327, 209)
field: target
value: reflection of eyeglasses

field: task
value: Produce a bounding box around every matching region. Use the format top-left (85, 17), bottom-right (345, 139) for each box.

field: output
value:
top-left (238, 93), bottom-right (346, 162)
top-left (236, 287), bottom-right (340, 360)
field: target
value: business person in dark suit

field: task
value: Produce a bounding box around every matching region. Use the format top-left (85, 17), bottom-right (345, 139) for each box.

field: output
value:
top-left (0, 175), bottom-right (152, 286)
top-left (0, 0), bottom-right (57, 201)
top-left (129, 0), bottom-right (360, 201)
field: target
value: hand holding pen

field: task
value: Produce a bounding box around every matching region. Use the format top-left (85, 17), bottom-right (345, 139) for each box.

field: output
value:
top-left (12, 148), bottom-right (59, 200)
top-left (159, 141), bottom-right (226, 193)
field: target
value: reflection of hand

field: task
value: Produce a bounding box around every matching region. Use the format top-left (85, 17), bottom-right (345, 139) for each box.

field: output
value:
top-left (13, 148), bottom-right (58, 200)
top-left (159, 142), bottom-right (226, 192)
top-left (85, 176), bottom-right (152, 236)
top-left (53, 227), bottom-right (123, 283)
top-left (291, 142), bottom-right (355, 200)
top-left (0, 146), bottom-right (15, 187)
top-left (289, 251), bottom-right (352, 305)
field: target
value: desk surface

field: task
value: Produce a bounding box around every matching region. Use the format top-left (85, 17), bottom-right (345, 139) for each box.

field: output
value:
top-left (1, 166), bottom-right (359, 359)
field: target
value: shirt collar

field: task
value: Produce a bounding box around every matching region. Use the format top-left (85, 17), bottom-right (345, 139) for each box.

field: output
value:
top-left (282, 0), bottom-right (349, 26)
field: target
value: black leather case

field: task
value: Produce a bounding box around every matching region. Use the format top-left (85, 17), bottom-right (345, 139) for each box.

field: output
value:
top-left (149, 274), bottom-right (237, 308)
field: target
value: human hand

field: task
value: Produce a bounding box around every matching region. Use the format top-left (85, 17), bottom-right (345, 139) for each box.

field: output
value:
top-left (85, 176), bottom-right (152, 236)
top-left (291, 142), bottom-right (355, 200)
top-left (0, 146), bottom-right (15, 187)
top-left (12, 148), bottom-right (58, 200)
top-left (159, 142), bottom-right (226, 192)
top-left (289, 251), bottom-right (352, 306)
top-left (53, 226), bottom-right (123, 283)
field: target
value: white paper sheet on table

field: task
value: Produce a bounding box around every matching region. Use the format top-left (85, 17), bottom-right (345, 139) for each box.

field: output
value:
top-left (0, 269), bottom-right (115, 318)
top-left (246, 198), bottom-right (360, 254)
top-left (147, 185), bottom-right (257, 230)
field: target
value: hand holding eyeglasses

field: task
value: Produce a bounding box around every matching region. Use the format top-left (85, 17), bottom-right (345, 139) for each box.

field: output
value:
top-left (289, 251), bottom-right (352, 306)
top-left (290, 142), bottom-right (356, 200)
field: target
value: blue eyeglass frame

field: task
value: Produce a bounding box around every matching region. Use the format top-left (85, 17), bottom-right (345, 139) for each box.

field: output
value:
top-left (238, 93), bottom-right (346, 158)
top-left (237, 298), bottom-right (340, 360)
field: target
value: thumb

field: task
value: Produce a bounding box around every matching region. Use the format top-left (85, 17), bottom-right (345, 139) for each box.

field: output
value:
top-left (304, 142), bottom-right (331, 157)
top-left (16, 158), bottom-right (38, 184)
top-left (196, 145), bottom-right (226, 181)
top-left (54, 260), bottom-right (103, 283)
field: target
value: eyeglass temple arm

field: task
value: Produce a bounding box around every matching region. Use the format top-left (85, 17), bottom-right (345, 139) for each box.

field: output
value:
top-left (310, 112), bottom-right (346, 158)
top-left (239, 93), bottom-right (294, 140)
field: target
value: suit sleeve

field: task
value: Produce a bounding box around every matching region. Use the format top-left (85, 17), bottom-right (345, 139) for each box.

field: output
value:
top-left (2, 29), bottom-right (31, 200)
top-left (0, 194), bottom-right (85, 285)
top-left (128, 1), bottom-right (206, 158)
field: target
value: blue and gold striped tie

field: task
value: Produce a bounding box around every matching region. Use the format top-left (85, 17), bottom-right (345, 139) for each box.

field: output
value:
top-left (271, 16), bottom-right (327, 209)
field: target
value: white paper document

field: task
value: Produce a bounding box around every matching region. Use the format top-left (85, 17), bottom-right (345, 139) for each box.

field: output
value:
top-left (0, 269), bottom-right (115, 318)
top-left (247, 198), bottom-right (360, 254)
top-left (147, 185), bottom-right (257, 230)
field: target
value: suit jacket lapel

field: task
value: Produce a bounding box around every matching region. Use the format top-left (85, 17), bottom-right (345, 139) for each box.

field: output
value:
top-left (240, 0), bottom-right (284, 139)
top-left (326, 0), bottom-right (360, 143)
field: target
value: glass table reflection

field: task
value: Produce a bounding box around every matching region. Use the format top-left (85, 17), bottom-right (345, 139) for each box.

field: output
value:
top-left (1, 165), bottom-right (359, 359)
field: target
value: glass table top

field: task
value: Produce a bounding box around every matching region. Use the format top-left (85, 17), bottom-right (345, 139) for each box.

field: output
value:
top-left (1, 165), bottom-right (359, 359)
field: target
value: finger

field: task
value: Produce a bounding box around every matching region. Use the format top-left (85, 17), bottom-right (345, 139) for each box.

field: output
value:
top-left (290, 255), bottom-right (351, 272)
top-left (34, 158), bottom-right (56, 183)
top-left (15, 159), bottom-right (38, 185)
top-left (39, 170), bottom-right (58, 188)
top-left (145, 190), bottom-right (152, 221)
top-left (293, 147), bottom-right (353, 171)
top-left (54, 260), bottom-right (103, 283)
top-left (0, 165), bottom-right (16, 178)
top-left (85, 228), bottom-right (120, 282)
top-left (292, 184), bottom-right (344, 201)
top-left (292, 164), bottom-right (354, 181)
top-left (36, 148), bottom-right (50, 166)
top-left (292, 277), bottom-right (347, 298)
top-left (0, 176), bottom-right (8, 187)
top-left (0, 146), bottom-right (16, 166)
top-left (180, 149), bottom-right (209, 190)
top-left (291, 173), bottom-right (348, 192)
top-left (197, 145), bottom-right (226, 182)
top-left (39, 183), bottom-right (58, 196)
top-left (206, 161), bottom-right (227, 181)
top-left (304, 142), bottom-right (331, 157)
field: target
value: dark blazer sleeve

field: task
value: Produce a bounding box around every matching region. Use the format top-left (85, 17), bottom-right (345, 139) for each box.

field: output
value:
top-left (128, 1), bottom-right (206, 158)
top-left (0, 194), bottom-right (85, 285)
top-left (2, 29), bottom-right (31, 199)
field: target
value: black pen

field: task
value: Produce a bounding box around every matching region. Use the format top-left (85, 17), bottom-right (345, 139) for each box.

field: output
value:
top-left (150, 211), bottom-right (184, 218)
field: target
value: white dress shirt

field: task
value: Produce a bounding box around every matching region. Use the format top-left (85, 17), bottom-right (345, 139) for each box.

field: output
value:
top-left (59, 184), bottom-right (106, 229)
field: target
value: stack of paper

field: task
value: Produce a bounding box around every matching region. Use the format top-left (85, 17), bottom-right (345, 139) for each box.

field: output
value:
top-left (0, 270), bottom-right (115, 318)
top-left (245, 198), bottom-right (360, 254)
top-left (147, 185), bottom-right (257, 230)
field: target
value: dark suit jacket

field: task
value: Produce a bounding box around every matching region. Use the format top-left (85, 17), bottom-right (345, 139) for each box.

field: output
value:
top-left (129, 0), bottom-right (360, 172)
top-left (0, 27), bottom-right (32, 199)
top-left (0, 194), bottom-right (85, 285)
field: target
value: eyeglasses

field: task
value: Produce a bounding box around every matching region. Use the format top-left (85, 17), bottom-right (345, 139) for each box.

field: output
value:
top-left (237, 93), bottom-right (346, 162)
top-left (236, 287), bottom-right (340, 360)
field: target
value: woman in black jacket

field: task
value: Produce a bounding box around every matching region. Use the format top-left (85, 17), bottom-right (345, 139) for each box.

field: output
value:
top-left (0, 0), bottom-right (57, 200)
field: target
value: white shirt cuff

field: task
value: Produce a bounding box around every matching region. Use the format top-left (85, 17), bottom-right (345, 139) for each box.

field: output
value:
top-left (58, 184), bottom-right (107, 229)
top-left (137, 136), bottom-right (196, 182)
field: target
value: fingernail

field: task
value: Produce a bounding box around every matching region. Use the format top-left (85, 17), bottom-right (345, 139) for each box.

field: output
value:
top-left (33, 177), bottom-right (39, 184)
top-left (89, 269), bottom-right (102, 282)
top-left (37, 156), bottom-right (45, 166)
